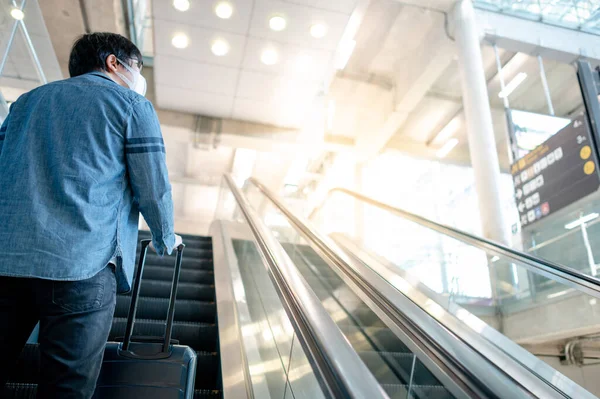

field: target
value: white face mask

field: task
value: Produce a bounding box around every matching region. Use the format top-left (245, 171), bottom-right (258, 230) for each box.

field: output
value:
top-left (115, 57), bottom-right (147, 96)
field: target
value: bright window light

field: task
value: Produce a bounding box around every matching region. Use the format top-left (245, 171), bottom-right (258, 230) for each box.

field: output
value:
top-left (335, 39), bottom-right (356, 70)
top-left (261, 48), bottom-right (278, 65)
top-left (327, 99), bottom-right (335, 131)
top-left (269, 16), bottom-right (287, 31)
top-left (310, 23), bottom-right (328, 38)
top-left (172, 0), bottom-right (190, 12)
top-left (491, 256), bottom-right (500, 263)
top-left (231, 148), bottom-right (256, 186)
top-left (10, 8), bottom-right (24, 20)
top-left (171, 33), bottom-right (189, 49)
top-left (499, 72), bottom-right (527, 98)
top-left (436, 138), bottom-right (459, 158)
top-left (211, 39), bottom-right (230, 56)
top-left (215, 2), bottom-right (233, 19)
top-left (565, 213), bottom-right (599, 230)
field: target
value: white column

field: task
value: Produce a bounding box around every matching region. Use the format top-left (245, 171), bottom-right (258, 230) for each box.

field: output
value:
top-left (453, 0), bottom-right (510, 245)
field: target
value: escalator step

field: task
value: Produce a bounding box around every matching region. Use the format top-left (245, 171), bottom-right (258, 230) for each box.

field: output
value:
top-left (8, 344), bottom-right (40, 383)
top-left (141, 266), bottom-right (214, 285)
top-left (382, 384), bottom-right (452, 399)
top-left (359, 351), bottom-right (414, 385)
top-left (115, 296), bottom-right (216, 323)
top-left (194, 389), bottom-right (222, 398)
top-left (139, 254), bottom-right (214, 270)
top-left (340, 326), bottom-right (411, 354)
top-left (412, 359), bottom-right (446, 387)
top-left (110, 318), bottom-right (217, 352)
top-left (130, 280), bottom-right (215, 301)
top-left (137, 247), bottom-right (214, 259)
top-left (2, 383), bottom-right (36, 399)
top-left (195, 352), bottom-right (220, 389)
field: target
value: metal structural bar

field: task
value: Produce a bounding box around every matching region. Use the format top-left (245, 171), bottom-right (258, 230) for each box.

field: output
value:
top-left (310, 187), bottom-right (600, 299)
top-left (223, 175), bottom-right (388, 399)
top-left (249, 178), bottom-right (570, 399)
top-left (11, 0), bottom-right (47, 85)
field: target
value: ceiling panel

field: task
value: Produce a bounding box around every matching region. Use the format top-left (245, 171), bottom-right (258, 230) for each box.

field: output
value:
top-left (401, 96), bottom-right (458, 142)
top-left (249, 0), bottom-right (351, 50)
top-left (156, 84), bottom-right (234, 118)
top-left (284, 0), bottom-right (359, 14)
top-left (154, 55), bottom-right (240, 96)
top-left (236, 69), bottom-right (319, 103)
top-left (153, 0), bottom-right (253, 35)
top-left (232, 96), bottom-right (310, 127)
top-left (152, 0), bottom-right (359, 128)
top-left (154, 19), bottom-right (247, 68)
top-left (240, 37), bottom-right (333, 77)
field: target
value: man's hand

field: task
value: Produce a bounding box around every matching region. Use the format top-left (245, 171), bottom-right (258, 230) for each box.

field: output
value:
top-left (149, 234), bottom-right (183, 254)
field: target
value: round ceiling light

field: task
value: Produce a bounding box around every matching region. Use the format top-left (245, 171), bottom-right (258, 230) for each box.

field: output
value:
top-left (211, 39), bottom-right (230, 56)
top-left (171, 33), bottom-right (189, 49)
top-left (10, 8), bottom-right (24, 20)
top-left (173, 0), bottom-right (190, 12)
top-left (215, 2), bottom-right (233, 19)
top-left (310, 23), bottom-right (328, 38)
top-left (261, 48), bottom-right (278, 65)
top-left (269, 16), bottom-right (287, 31)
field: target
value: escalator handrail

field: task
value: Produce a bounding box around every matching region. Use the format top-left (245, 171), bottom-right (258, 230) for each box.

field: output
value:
top-left (310, 187), bottom-right (600, 298)
top-left (249, 178), bottom-right (582, 399)
top-left (223, 175), bottom-right (389, 399)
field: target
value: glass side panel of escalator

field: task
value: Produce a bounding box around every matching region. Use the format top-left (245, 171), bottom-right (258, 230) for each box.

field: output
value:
top-left (312, 191), bottom-right (599, 396)
top-left (242, 184), bottom-right (457, 399)
top-left (215, 182), bottom-right (326, 399)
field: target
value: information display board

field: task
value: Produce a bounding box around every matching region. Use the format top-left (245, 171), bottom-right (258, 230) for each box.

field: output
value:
top-left (511, 114), bottom-right (600, 227)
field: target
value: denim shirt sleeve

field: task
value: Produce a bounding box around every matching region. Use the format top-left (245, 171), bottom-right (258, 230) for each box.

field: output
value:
top-left (125, 99), bottom-right (175, 255)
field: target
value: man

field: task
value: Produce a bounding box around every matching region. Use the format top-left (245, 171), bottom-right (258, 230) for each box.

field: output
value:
top-left (0, 32), bottom-right (181, 398)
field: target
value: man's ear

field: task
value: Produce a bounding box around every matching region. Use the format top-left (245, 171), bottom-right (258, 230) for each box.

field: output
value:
top-left (105, 54), bottom-right (118, 73)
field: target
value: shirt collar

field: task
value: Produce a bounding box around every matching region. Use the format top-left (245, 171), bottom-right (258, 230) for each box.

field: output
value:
top-left (87, 71), bottom-right (117, 84)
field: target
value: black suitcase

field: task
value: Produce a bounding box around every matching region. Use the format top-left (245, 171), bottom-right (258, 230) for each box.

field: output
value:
top-left (93, 239), bottom-right (197, 399)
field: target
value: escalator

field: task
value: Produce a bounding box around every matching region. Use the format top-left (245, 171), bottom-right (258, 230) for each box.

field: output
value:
top-left (4, 172), bottom-right (600, 398)
top-left (283, 243), bottom-right (453, 399)
top-left (240, 176), bottom-right (600, 399)
top-left (4, 232), bottom-right (223, 399)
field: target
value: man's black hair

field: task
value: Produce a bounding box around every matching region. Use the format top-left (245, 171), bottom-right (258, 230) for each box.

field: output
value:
top-left (68, 32), bottom-right (143, 78)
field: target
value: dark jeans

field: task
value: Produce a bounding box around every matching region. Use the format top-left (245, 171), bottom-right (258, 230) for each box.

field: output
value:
top-left (0, 266), bottom-right (117, 398)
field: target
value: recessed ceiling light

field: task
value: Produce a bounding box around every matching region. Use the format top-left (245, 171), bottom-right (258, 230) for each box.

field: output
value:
top-left (269, 16), bottom-right (287, 31)
top-left (172, 0), bottom-right (190, 12)
top-left (261, 48), bottom-right (278, 65)
top-left (310, 23), bottom-right (328, 38)
top-left (215, 2), bottom-right (233, 19)
top-left (10, 8), bottom-right (24, 20)
top-left (171, 33), bottom-right (189, 49)
top-left (211, 39), bottom-right (230, 56)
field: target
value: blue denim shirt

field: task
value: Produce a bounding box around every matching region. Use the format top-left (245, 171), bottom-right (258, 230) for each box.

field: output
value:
top-left (0, 71), bottom-right (175, 293)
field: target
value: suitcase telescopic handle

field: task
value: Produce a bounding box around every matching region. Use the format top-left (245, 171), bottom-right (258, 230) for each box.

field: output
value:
top-left (120, 238), bottom-right (185, 359)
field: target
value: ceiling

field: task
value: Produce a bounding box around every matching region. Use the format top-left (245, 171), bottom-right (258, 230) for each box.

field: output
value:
top-left (6, 0), bottom-right (593, 235)
top-left (152, 0), bottom-right (360, 128)
top-left (320, 0), bottom-right (586, 174)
